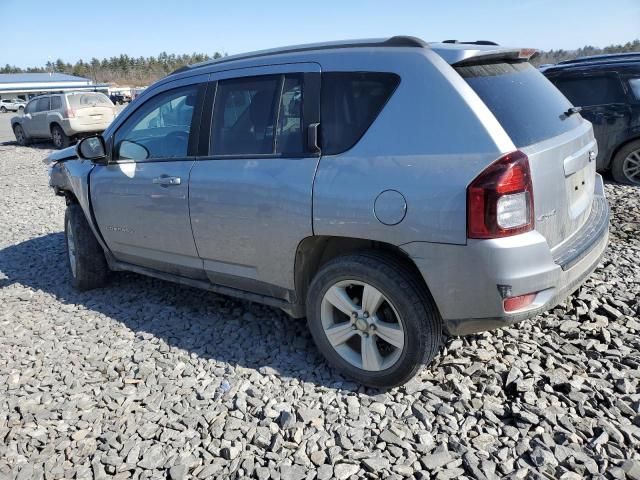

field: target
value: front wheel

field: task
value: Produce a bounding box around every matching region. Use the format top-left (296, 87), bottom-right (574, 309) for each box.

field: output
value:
top-left (611, 140), bottom-right (640, 186)
top-left (13, 124), bottom-right (30, 146)
top-left (65, 204), bottom-right (109, 291)
top-left (0, 106), bottom-right (6, 113)
top-left (51, 124), bottom-right (70, 149)
top-left (306, 252), bottom-right (442, 388)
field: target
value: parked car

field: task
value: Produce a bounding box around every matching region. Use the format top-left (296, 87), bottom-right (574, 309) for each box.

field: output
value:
top-left (45, 37), bottom-right (609, 387)
top-left (12, 92), bottom-right (116, 149)
top-left (543, 53), bottom-right (640, 185)
top-left (0, 98), bottom-right (26, 113)
top-left (109, 92), bottom-right (131, 105)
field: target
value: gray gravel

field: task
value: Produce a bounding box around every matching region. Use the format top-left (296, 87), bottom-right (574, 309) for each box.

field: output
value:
top-left (1, 144), bottom-right (639, 480)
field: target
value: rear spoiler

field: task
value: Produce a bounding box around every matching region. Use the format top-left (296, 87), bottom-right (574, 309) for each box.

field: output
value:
top-left (429, 43), bottom-right (537, 66)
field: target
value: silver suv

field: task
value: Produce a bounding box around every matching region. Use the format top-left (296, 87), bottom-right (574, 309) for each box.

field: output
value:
top-left (46, 37), bottom-right (609, 387)
top-left (12, 92), bottom-right (116, 149)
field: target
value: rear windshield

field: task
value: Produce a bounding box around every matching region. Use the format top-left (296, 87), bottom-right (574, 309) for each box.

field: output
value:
top-left (67, 93), bottom-right (112, 108)
top-left (457, 61), bottom-right (581, 147)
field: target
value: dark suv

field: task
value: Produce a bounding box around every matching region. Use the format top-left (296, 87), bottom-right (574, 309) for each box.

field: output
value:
top-left (543, 53), bottom-right (640, 185)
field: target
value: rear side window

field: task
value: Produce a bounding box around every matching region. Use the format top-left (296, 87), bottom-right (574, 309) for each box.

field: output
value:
top-left (210, 74), bottom-right (306, 156)
top-left (67, 93), bottom-right (112, 108)
top-left (321, 72), bottom-right (400, 155)
top-left (551, 75), bottom-right (626, 106)
top-left (458, 62), bottom-right (580, 147)
top-left (51, 96), bottom-right (62, 110)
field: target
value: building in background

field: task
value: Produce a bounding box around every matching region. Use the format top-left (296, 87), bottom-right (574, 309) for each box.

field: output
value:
top-left (0, 73), bottom-right (109, 101)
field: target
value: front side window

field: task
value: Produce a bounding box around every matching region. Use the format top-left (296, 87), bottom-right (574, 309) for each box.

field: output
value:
top-left (24, 100), bottom-right (36, 114)
top-left (552, 74), bottom-right (626, 106)
top-left (320, 72), bottom-right (400, 155)
top-left (114, 85), bottom-right (199, 161)
top-left (628, 77), bottom-right (640, 100)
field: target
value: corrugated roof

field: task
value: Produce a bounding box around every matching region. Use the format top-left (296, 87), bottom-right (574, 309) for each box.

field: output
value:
top-left (0, 73), bottom-right (91, 83)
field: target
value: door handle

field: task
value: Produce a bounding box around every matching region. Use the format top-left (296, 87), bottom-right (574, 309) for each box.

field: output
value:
top-left (152, 175), bottom-right (181, 186)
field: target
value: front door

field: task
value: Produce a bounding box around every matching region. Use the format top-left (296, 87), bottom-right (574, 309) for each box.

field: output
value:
top-left (90, 80), bottom-right (207, 278)
top-left (189, 64), bottom-right (321, 299)
top-left (25, 96), bottom-right (50, 138)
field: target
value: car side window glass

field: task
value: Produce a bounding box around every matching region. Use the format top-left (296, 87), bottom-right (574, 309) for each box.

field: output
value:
top-left (275, 75), bottom-right (304, 155)
top-left (51, 96), bottom-right (62, 110)
top-left (114, 85), bottom-right (199, 162)
top-left (552, 75), bottom-right (626, 106)
top-left (321, 72), bottom-right (400, 155)
top-left (24, 100), bottom-right (35, 114)
top-left (628, 78), bottom-right (640, 100)
top-left (35, 97), bottom-right (50, 112)
top-left (211, 75), bottom-right (280, 155)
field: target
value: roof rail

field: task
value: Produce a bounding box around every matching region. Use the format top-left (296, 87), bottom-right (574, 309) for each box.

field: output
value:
top-left (442, 40), bottom-right (499, 46)
top-left (557, 52), bottom-right (640, 65)
top-left (170, 36), bottom-right (428, 75)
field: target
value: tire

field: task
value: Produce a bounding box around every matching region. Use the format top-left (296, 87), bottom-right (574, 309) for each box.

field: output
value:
top-left (51, 124), bottom-right (70, 149)
top-left (0, 106), bottom-right (7, 113)
top-left (306, 251), bottom-right (442, 388)
top-left (13, 124), bottom-right (30, 146)
top-left (64, 204), bottom-right (109, 291)
top-left (611, 139), bottom-right (640, 186)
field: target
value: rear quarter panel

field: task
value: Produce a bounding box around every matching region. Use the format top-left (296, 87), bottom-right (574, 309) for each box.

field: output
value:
top-left (313, 50), bottom-right (509, 246)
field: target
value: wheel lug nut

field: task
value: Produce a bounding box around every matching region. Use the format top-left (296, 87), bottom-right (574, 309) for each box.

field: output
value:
top-left (352, 325), bottom-right (357, 330)
top-left (363, 312), bottom-right (369, 318)
top-left (351, 312), bottom-right (358, 318)
top-left (370, 324), bottom-right (376, 331)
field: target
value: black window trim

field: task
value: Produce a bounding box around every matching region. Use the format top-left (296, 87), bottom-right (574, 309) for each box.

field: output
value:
top-left (550, 71), bottom-right (628, 106)
top-left (198, 71), bottom-right (321, 160)
top-left (319, 71), bottom-right (402, 157)
top-left (107, 82), bottom-right (207, 164)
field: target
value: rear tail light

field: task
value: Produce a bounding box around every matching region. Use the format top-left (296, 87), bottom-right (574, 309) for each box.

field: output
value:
top-left (467, 150), bottom-right (534, 239)
top-left (66, 108), bottom-right (76, 118)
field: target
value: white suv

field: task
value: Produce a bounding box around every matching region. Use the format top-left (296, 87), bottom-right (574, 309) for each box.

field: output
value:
top-left (0, 98), bottom-right (26, 113)
top-left (12, 92), bottom-right (116, 148)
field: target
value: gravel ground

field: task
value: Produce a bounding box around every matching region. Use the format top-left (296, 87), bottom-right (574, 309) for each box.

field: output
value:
top-left (1, 144), bottom-right (639, 480)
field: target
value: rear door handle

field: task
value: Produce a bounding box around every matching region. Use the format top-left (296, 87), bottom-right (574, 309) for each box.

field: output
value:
top-left (152, 175), bottom-right (181, 186)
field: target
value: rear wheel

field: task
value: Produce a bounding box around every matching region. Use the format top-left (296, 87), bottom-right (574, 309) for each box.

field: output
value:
top-left (611, 140), bottom-right (640, 186)
top-left (65, 204), bottom-right (109, 291)
top-left (13, 124), bottom-right (30, 146)
top-left (306, 252), bottom-right (442, 388)
top-left (51, 124), bottom-right (70, 149)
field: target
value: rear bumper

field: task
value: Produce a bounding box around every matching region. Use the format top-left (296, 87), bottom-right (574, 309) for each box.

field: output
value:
top-left (62, 118), bottom-right (112, 135)
top-left (401, 174), bottom-right (609, 336)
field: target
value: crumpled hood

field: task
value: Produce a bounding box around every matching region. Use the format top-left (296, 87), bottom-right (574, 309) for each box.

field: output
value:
top-left (43, 146), bottom-right (77, 165)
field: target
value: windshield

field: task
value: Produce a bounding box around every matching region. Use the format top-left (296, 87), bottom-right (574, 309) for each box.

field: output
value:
top-left (457, 61), bottom-right (581, 147)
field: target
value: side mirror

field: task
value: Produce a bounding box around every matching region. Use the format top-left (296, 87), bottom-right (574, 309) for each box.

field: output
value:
top-left (76, 135), bottom-right (107, 163)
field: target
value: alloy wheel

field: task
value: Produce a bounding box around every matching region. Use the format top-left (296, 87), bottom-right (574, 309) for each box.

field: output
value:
top-left (320, 280), bottom-right (405, 371)
top-left (623, 149), bottom-right (640, 185)
top-left (52, 129), bottom-right (62, 148)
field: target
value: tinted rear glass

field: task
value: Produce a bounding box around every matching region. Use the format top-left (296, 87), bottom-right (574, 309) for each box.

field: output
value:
top-left (321, 72), bottom-right (400, 155)
top-left (67, 93), bottom-right (112, 108)
top-left (457, 62), bottom-right (580, 147)
top-left (551, 75), bottom-right (626, 106)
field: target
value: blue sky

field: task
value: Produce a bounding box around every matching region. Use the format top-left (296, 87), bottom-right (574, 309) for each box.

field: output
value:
top-left (1, 0), bottom-right (639, 68)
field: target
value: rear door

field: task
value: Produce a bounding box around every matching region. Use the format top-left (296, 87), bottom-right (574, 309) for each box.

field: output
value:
top-left (457, 60), bottom-right (597, 249)
top-left (548, 72), bottom-right (631, 170)
top-left (189, 63), bottom-right (321, 298)
top-left (90, 76), bottom-right (207, 277)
